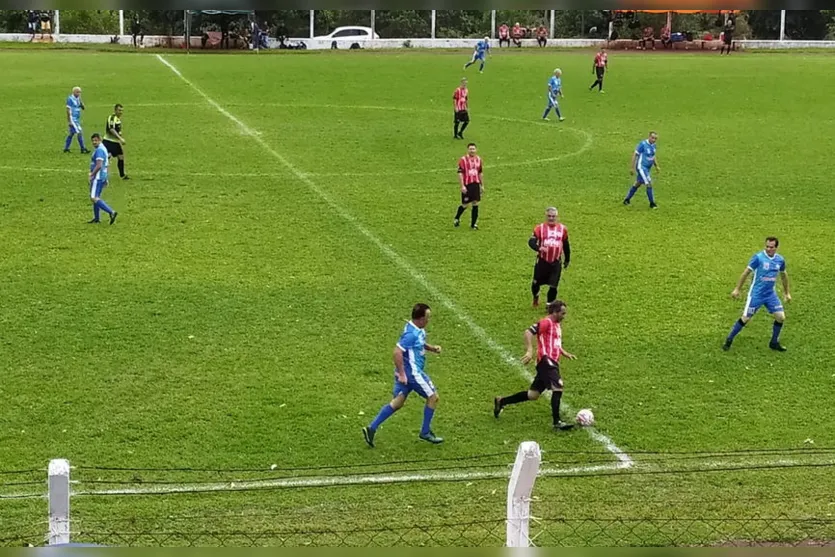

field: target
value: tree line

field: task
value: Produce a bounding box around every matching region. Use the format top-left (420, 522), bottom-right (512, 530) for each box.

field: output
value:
top-left (0, 10), bottom-right (833, 40)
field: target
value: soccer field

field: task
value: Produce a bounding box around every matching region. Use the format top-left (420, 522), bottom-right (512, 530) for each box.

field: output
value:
top-left (2, 47), bottom-right (835, 547)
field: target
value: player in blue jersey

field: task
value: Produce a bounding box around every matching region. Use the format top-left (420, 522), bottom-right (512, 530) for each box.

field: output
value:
top-left (64, 87), bottom-right (89, 154)
top-left (724, 237), bottom-right (791, 351)
top-left (542, 68), bottom-right (565, 122)
top-left (464, 37), bottom-right (490, 73)
top-left (363, 303), bottom-right (443, 447)
top-left (87, 133), bottom-right (118, 225)
top-left (623, 131), bottom-right (660, 209)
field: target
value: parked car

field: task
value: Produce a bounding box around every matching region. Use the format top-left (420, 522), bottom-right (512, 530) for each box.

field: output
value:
top-left (313, 26), bottom-right (380, 41)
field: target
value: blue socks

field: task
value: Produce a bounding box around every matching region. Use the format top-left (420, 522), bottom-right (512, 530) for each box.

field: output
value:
top-left (370, 403), bottom-right (395, 431)
top-left (771, 321), bottom-right (784, 344)
top-left (95, 199), bottom-right (114, 216)
top-left (625, 185), bottom-right (639, 202)
top-left (479, 62), bottom-right (484, 71)
top-left (421, 406), bottom-right (435, 436)
top-left (78, 135), bottom-right (87, 151)
top-left (92, 204), bottom-right (100, 221)
top-left (647, 187), bottom-right (655, 204)
top-left (64, 133), bottom-right (74, 151)
top-left (554, 105), bottom-right (562, 118)
top-left (542, 107), bottom-right (551, 119)
top-left (727, 319), bottom-right (746, 343)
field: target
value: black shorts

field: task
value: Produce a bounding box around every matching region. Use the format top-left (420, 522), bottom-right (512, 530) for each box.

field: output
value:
top-left (595, 66), bottom-right (605, 79)
top-left (533, 259), bottom-right (562, 287)
top-left (103, 139), bottom-right (123, 157)
top-left (723, 33), bottom-right (733, 45)
top-left (461, 182), bottom-right (481, 204)
top-left (531, 358), bottom-right (563, 393)
top-left (454, 110), bottom-right (470, 124)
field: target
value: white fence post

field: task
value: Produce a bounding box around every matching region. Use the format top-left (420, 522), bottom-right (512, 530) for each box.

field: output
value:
top-left (119, 10), bottom-right (124, 36)
top-left (506, 441), bottom-right (541, 547)
top-left (309, 10), bottom-right (315, 39)
top-left (48, 459), bottom-right (71, 546)
top-left (780, 10), bottom-right (787, 41)
top-left (54, 10), bottom-right (60, 35)
top-left (370, 10), bottom-right (375, 40)
top-left (491, 10), bottom-right (496, 38)
top-left (431, 10), bottom-right (436, 40)
top-left (550, 10), bottom-right (555, 39)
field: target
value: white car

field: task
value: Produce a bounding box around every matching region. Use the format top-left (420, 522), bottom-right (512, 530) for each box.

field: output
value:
top-left (314, 26), bottom-right (380, 42)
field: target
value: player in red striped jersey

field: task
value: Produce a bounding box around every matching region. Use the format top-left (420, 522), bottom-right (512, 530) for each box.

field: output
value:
top-left (589, 47), bottom-right (608, 93)
top-left (493, 300), bottom-right (576, 431)
top-left (454, 143), bottom-right (484, 230)
top-left (453, 78), bottom-right (470, 140)
top-left (529, 207), bottom-right (571, 307)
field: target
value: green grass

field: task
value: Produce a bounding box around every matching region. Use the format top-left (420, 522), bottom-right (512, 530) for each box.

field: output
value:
top-left (2, 48), bottom-right (835, 547)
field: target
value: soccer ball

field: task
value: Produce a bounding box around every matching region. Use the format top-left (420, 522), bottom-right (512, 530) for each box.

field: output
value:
top-left (576, 409), bottom-right (595, 426)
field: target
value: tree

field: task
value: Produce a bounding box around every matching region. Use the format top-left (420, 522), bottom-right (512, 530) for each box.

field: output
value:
top-left (746, 10), bottom-right (828, 40)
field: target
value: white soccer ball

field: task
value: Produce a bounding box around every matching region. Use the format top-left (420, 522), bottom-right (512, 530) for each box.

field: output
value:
top-left (576, 409), bottom-right (595, 426)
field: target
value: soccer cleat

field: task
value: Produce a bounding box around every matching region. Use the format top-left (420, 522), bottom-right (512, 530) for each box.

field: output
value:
top-left (623, 199), bottom-right (631, 206)
top-left (454, 218), bottom-right (460, 228)
top-left (122, 175), bottom-right (130, 180)
top-left (81, 149), bottom-right (91, 154)
top-left (493, 397), bottom-right (503, 419)
top-left (419, 431), bottom-right (444, 444)
top-left (109, 212), bottom-right (118, 225)
top-left (554, 421), bottom-right (575, 431)
top-left (362, 426), bottom-right (376, 448)
top-left (722, 340), bottom-right (732, 352)
top-left (559, 117), bottom-right (565, 122)
top-left (769, 342), bottom-right (787, 352)
top-left (87, 219), bottom-right (100, 224)
top-left (471, 224), bottom-right (479, 230)
top-left (599, 90), bottom-right (605, 94)
top-left (63, 149), bottom-right (71, 153)
top-left (542, 117), bottom-right (550, 121)
top-left (650, 203), bottom-right (658, 209)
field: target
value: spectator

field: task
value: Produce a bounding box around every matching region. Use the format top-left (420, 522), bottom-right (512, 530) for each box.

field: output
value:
top-left (39, 10), bottom-right (52, 39)
top-left (27, 10), bottom-right (38, 38)
top-left (639, 25), bottom-right (655, 50)
top-left (720, 16), bottom-right (735, 55)
top-left (660, 24), bottom-right (672, 49)
top-left (511, 22), bottom-right (523, 47)
top-left (498, 23), bottom-right (510, 47)
top-left (130, 15), bottom-right (143, 48)
top-left (536, 25), bottom-right (548, 47)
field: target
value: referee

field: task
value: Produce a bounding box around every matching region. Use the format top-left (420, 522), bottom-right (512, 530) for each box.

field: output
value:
top-left (103, 104), bottom-right (129, 180)
top-left (452, 77), bottom-right (470, 140)
top-left (529, 207), bottom-right (570, 307)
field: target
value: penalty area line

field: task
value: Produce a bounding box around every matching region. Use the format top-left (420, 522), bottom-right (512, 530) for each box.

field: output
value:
top-left (155, 54), bottom-right (632, 469)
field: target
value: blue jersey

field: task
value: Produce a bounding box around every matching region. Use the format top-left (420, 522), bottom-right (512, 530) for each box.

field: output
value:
top-left (90, 144), bottom-right (109, 181)
top-left (396, 321), bottom-right (426, 378)
top-left (475, 39), bottom-right (489, 55)
top-left (635, 140), bottom-right (657, 169)
top-left (67, 95), bottom-right (82, 122)
top-left (548, 76), bottom-right (562, 96)
top-left (747, 251), bottom-right (786, 299)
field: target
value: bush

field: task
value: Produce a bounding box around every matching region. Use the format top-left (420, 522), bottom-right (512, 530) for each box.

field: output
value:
top-left (59, 10), bottom-right (119, 35)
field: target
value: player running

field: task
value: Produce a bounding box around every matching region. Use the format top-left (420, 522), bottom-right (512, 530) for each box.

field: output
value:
top-left (103, 104), bottom-right (129, 180)
top-left (464, 37), bottom-right (490, 73)
top-left (624, 131), bottom-right (660, 209)
top-left (723, 237), bottom-right (792, 352)
top-left (453, 78), bottom-right (470, 140)
top-left (64, 87), bottom-right (89, 154)
top-left (529, 207), bottom-right (570, 307)
top-left (493, 300), bottom-right (576, 431)
top-left (363, 304), bottom-right (444, 447)
top-left (542, 68), bottom-right (565, 122)
top-left (453, 143), bottom-right (484, 230)
top-left (87, 134), bottom-right (118, 225)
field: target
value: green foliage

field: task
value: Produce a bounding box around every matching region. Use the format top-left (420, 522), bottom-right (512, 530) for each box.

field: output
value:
top-left (0, 10), bottom-right (28, 33)
top-left (746, 10), bottom-right (830, 40)
top-left (59, 10), bottom-right (119, 35)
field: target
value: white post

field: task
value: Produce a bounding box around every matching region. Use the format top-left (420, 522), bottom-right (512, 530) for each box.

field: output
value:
top-left (119, 10), bottom-right (124, 36)
top-left (549, 9), bottom-right (555, 39)
top-left (431, 10), bottom-right (436, 40)
top-left (506, 441), bottom-right (541, 548)
top-left (48, 459), bottom-right (71, 546)
top-left (779, 10), bottom-right (786, 41)
top-left (309, 10), bottom-right (315, 39)
top-left (370, 10), bottom-right (375, 40)
top-left (54, 10), bottom-right (60, 35)
top-left (491, 10), bottom-right (496, 38)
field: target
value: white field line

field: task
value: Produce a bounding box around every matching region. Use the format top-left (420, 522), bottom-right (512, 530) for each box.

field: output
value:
top-left (156, 53), bottom-right (632, 468)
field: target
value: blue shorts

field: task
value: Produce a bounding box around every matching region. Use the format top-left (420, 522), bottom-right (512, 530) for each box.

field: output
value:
top-left (473, 52), bottom-right (486, 61)
top-left (744, 291), bottom-right (784, 318)
top-left (89, 177), bottom-right (108, 198)
top-left (636, 165), bottom-right (652, 185)
top-left (393, 371), bottom-right (436, 400)
top-left (547, 94), bottom-right (559, 107)
top-left (68, 121), bottom-right (82, 134)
